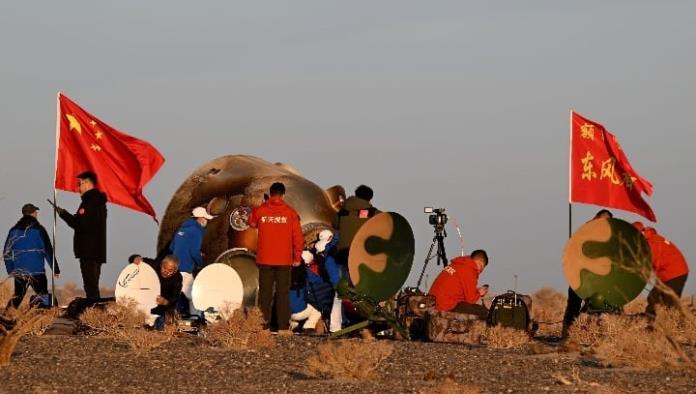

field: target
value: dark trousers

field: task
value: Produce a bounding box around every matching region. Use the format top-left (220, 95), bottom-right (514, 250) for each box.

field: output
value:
top-left (151, 304), bottom-right (177, 330)
top-left (451, 302), bottom-right (489, 319)
top-left (258, 265), bottom-right (291, 331)
top-left (646, 274), bottom-right (688, 316)
top-left (563, 287), bottom-right (583, 329)
top-left (80, 259), bottom-right (102, 300)
top-left (9, 274), bottom-right (48, 308)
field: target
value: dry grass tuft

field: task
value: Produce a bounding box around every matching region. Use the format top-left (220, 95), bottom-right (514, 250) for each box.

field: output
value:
top-left (568, 313), bottom-right (683, 369)
top-left (0, 295), bottom-right (56, 365)
top-left (111, 326), bottom-right (176, 355)
top-left (654, 305), bottom-right (696, 345)
top-left (531, 287), bottom-right (566, 336)
top-left (79, 300), bottom-right (147, 334)
top-left (205, 307), bottom-right (274, 351)
top-left (484, 325), bottom-right (531, 349)
top-left (78, 300), bottom-right (175, 354)
top-left (421, 379), bottom-right (481, 394)
top-left (26, 309), bottom-right (57, 337)
top-left (566, 314), bottom-right (606, 348)
top-left (306, 340), bottom-right (393, 381)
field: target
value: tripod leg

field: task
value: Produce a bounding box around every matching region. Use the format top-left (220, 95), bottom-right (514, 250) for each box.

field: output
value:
top-left (437, 236), bottom-right (448, 266)
top-left (416, 238), bottom-right (438, 290)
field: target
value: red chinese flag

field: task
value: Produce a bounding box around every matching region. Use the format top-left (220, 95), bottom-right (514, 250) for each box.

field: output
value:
top-left (569, 111), bottom-right (656, 221)
top-left (55, 93), bottom-right (165, 221)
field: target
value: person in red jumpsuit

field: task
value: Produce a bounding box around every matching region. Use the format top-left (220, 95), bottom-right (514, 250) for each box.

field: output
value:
top-left (428, 249), bottom-right (489, 319)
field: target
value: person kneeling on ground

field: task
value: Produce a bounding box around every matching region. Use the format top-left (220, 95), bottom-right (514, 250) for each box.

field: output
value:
top-left (290, 230), bottom-right (339, 333)
top-left (132, 254), bottom-right (183, 329)
top-left (633, 222), bottom-right (689, 317)
top-left (289, 250), bottom-right (322, 333)
top-left (428, 249), bottom-right (490, 319)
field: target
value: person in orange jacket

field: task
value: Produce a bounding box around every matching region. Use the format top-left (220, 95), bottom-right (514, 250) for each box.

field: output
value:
top-left (248, 182), bottom-right (304, 333)
top-left (633, 222), bottom-right (689, 316)
top-left (428, 249), bottom-right (490, 319)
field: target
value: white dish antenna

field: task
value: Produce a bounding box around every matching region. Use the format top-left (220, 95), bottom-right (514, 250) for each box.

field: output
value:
top-left (115, 263), bottom-right (161, 317)
top-left (192, 263), bottom-right (244, 318)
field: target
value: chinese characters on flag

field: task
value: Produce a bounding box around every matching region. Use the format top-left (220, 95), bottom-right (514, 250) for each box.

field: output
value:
top-left (55, 93), bottom-right (165, 221)
top-left (570, 111), bottom-right (656, 222)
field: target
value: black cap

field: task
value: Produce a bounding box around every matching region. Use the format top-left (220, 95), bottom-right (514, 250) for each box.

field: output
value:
top-left (22, 203), bottom-right (40, 216)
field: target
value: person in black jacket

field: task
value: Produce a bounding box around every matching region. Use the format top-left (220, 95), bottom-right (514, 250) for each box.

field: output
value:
top-left (132, 254), bottom-right (183, 329)
top-left (55, 171), bottom-right (107, 301)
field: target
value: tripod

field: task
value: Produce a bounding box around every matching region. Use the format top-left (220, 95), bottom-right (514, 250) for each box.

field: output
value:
top-left (416, 226), bottom-right (448, 290)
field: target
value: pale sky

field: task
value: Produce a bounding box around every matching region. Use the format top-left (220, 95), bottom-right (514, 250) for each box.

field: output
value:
top-left (1, 1), bottom-right (694, 296)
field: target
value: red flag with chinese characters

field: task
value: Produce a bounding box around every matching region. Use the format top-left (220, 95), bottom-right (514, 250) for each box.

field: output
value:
top-left (55, 93), bottom-right (165, 221)
top-left (569, 111), bottom-right (656, 221)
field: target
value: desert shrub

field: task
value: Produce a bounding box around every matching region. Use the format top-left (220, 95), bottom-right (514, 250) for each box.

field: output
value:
top-left (205, 307), bottom-right (274, 351)
top-left (593, 325), bottom-right (681, 369)
top-left (0, 298), bottom-right (56, 366)
top-left (531, 287), bottom-right (566, 336)
top-left (568, 313), bottom-right (684, 369)
top-left (484, 325), bottom-right (531, 349)
top-left (79, 300), bottom-right (147, 334)
top-left (78, 300), bottom-right (175, 354)
top-left (306, 340), bottom-right (393, 381)
top-left (111, 326), bottom-right (176, 355)
top-left (567, 314), bottom-right (606, 347)
top-left (654, 306), bottom-right (696, 345)
top-left (27, 309), bottom-right (57, 337)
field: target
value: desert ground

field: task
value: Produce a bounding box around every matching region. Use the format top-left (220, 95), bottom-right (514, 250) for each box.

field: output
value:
top-left (1, 333), bottom-right (695, 394)
top-left (1, 286), bottom-right (695, 393)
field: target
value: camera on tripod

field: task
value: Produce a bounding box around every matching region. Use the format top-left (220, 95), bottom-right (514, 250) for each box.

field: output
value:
top-left (424, 207), bottom-right (448, 229)
top-left (416, 207), bottom-right (450, 290)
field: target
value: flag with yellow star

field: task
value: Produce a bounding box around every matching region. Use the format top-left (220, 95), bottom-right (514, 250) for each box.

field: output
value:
top-left (570, 111), bottom-right (656, 222)
top-left (55, 93), bottom-right (165, 221)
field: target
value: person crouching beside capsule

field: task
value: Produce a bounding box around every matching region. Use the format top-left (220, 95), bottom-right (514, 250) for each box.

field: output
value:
top-left (289, 250), bottom-right (322, 333)
top-left (290, 230), bottom-right (339, 333)
top-left (428, 249), bottom-right (490, 319)
top-left (132, 254), bottom-right (183, 330)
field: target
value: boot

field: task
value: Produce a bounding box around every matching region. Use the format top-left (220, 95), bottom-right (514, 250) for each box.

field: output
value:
top-left (291, 306), bottom-right (311, 322)
top-left (302, 305), bottom-right (322, 330)
top-left (329, 296), bottom-right (343, 333)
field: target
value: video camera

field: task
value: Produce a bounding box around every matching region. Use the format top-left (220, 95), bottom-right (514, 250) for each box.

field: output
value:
top-left (424, 207), bottom-right (448, 228)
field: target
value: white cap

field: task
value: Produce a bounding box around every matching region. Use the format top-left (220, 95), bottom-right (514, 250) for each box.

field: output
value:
top-left (192, 207), bottom-right (214, 220)
top-left (315, 229), bottom-right (334, 253)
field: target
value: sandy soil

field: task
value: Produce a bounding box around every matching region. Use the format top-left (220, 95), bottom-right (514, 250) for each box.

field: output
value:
top-left (1, 335), bottom-right (694, 393)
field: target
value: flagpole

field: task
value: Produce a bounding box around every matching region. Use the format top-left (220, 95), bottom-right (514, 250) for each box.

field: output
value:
top-left (568, 109), bottom-right (573, 239)
top-left (51, 92), bottom-right (61, 307)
